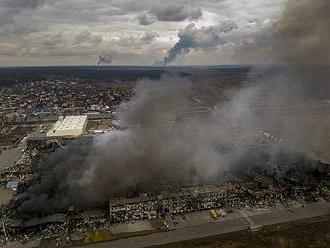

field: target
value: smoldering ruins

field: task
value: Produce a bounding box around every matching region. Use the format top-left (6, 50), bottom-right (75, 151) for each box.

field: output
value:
top-left (0, 0), bottom-right (330, 245)
top-left (6, 0), bottom-right (330, 216)
top-left (13, 0), bottom-right (330, 215)
top-left (12, 62), bottom-right (330, 216)
top-left (15, 74), bottom-right (258, 214)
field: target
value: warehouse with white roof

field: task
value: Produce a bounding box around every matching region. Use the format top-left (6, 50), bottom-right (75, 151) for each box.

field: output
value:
top-left (47, 115), bottom-right (88, 137)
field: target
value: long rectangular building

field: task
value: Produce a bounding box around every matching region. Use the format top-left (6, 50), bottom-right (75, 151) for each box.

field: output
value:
top-left (47, 115), bottom-right (87, 137)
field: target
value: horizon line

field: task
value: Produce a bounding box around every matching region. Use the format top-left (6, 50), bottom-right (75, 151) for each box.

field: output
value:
top-left (0, 64), bottom-right (255, 69)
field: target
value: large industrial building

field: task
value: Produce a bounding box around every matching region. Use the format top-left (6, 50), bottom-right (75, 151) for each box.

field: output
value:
top-left (47, 115), bottom-right (88, 137)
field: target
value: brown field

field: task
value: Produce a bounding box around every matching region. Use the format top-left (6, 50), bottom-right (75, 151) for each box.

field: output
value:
top-left (150, 215), bottom-right (330, 248)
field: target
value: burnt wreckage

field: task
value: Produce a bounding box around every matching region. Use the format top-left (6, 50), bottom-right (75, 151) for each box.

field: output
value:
top-left (108, 151), bottom-right (330, 223)
top-left (2, 144), bottom-right (330, 220)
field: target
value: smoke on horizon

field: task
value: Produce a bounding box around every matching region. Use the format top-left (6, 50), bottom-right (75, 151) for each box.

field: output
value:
top-left (159, 22), bottom-right (237, 65)
top-left (15, 0), bottom-right (330, 216)
top-left (97, 54), bottom-right (112, 66)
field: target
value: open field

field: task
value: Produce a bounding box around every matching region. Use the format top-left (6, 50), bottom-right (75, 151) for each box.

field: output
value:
top-left (0, 146), bottom-right (22, 170)
top-left (150, 215), bottom-right (330, 248)
top-left (0, 141), bottom-right (26, 207)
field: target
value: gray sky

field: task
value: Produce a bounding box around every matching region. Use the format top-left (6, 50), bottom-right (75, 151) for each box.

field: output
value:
top-left (0, 0), bottom-right (286, 66)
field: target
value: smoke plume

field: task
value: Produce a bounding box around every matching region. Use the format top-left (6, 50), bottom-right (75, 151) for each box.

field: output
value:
top-left (17, 74), bottom-right (257, 215)
top-left (97, 54), bottom-right (112, 66)
top-left (275, 0), bottom-right (330, 65)
top-left (160, 22), bottom-right (237, 65)
top-left (15, 0), bottom-right (330, 215)
top-left (245, 0), bottom-right (330, 158)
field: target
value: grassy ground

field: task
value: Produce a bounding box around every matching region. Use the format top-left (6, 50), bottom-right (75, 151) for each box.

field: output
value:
top-left (0, 146), bottom-right (21, 170)
top-left (39, 229), bottom-right (161, 247)
top-left (149, 215), bottom-right (330, 248)
top-left (84, 229), bottom-right (159, 244)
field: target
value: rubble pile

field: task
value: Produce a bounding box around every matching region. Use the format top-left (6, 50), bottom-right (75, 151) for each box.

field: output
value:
top-left (0, 209), bottom-right (111, 246)
top-left (106, 153), bottom-right (330, 223)
top-left (2, 223), bottom-right (65, 244)
top-left (0, 174), bottom-right (329, 245)
top-left (109, 180), bottom-right (329, 223)
top-left (0, 144), bottom-right (328, 246)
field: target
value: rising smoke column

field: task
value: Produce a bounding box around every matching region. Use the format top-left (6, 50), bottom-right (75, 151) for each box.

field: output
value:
top-left (17, 74), bottom-right (255, 215)
top-left (97, 54), bottom-right (112, 66)
top-left (160, 22), bottom-right (237, 65)
top-left (276, 0), bottom-right (330, 65)
top-left (15, 0), bottom-right (330, 216)
top-left (245, 0), bottom-right (330, 158)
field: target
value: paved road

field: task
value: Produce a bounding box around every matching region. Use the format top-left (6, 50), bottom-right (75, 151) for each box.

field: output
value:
top-left (81, 202), bottom-right (330, 248)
